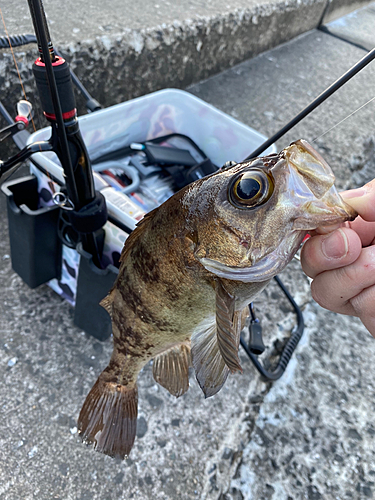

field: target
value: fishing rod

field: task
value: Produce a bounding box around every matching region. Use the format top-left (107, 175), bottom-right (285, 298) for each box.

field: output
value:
top-left (245, 45), bottom-right (375, 159)
top-left (0, 0), bottom-right (107, 268)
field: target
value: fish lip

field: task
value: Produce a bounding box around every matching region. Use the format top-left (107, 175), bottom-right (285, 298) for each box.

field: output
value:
top-left (292, 197), bottom-right (358, 230)
top-left (313, 196), bottom-right (358, 221)
top-left (333, 199), bottom-right (358, 222)
top-left (282, 139), bottom-right (357, 224)
top-left (199, 231), bottom-right (305, 283)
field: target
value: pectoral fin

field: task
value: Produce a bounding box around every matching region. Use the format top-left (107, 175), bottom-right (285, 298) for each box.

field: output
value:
top-left (191, 323), bottom-right (230, 398)
top-left (152, 343), bottom-right (191, 398)
top-left (216, 281), bottom-right (243, 374)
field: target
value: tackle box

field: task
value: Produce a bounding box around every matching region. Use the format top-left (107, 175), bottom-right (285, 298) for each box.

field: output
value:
top-left (1, 89), bottom-right (276, 340)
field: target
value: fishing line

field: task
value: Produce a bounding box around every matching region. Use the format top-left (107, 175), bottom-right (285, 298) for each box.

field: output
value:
top-left (0, 7), bottom-right (38, 134)
top-left (0, 4), bottom-right (48, 177)
top-left (245, 46), bottom-right (375, 159)
top-left (312, 95), bottom-right (375, 142)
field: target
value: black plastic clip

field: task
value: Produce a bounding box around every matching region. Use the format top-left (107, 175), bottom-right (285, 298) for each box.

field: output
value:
top-left (248, 320), bottom-right (266, 355)
top-left (248, 302), bottom-right (266, 355)
top-left (240, 276), bottom-right (305, 382)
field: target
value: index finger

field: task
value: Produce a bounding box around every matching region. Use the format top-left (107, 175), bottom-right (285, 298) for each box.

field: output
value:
top-left (341, 179), bottom-right (375, 222)
top-left (346, 217), bottom-right (375, 247)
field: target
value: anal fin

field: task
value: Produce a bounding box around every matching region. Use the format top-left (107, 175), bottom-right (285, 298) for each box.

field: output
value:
top-left (78, 375), bottom-right (138, 459)
top-left (152, 343), bottom-right (191, 398)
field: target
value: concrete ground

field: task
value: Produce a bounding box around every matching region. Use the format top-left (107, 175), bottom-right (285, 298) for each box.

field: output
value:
top-left (2, 2), bottom-right (375, 500)
top-left (0, 0), bottom-right (371, 127)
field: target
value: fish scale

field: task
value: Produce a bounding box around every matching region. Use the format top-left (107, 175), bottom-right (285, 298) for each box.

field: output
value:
top-left (78, 139), bottom-right (357, 459)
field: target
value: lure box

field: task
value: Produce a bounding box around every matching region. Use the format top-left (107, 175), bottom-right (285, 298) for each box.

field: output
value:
top-left (2, 89), bottom-right (276, 340)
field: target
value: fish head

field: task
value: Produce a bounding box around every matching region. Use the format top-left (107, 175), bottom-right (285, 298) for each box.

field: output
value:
top-left (187, 139), bottom-right (357, 282)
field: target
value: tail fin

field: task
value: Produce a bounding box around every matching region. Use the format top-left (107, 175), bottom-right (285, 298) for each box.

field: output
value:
top-left (78, 376), bottom-right (138, 459)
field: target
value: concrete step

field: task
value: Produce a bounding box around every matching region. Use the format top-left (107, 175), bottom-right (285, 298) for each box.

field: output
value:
top-left (0, 0), bottom-right (372, 113)
top-left (322, 2), bottom-right (375, 51)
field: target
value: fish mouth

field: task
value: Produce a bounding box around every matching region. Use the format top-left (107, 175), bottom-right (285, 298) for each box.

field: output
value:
top-left (292, 188), bottom-right (357, 230)
top-left (199, 230), bottom-right (305, 283)
top-left (200, 190), bottom-right (357, 283)
top-left (285, 140), bottom-right (357, 229)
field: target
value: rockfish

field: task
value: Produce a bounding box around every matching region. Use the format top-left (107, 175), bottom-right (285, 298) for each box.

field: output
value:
top-left (78, 139), bottom-right (356, 458)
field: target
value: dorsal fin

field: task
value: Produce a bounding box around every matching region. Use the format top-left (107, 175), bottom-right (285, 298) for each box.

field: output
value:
top-left (216, 281), bottom-right (243, 374)
top-left (191, 322), bottom-right (230, 398)
top-left (99, 293), bottom-right (113, 317)
top-left (152, 342), bottom-right (191, 398)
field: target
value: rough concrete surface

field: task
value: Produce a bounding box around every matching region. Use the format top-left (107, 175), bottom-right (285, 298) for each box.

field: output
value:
top-left (0, 0), bottom-right (371, 141)
top-left (0, 0), bottom-right (369, 41)
top-left (322, 0), bottom-right (373, 22)
top-left (227, 303), bottom-right (375, 500)
top-left (323, 2), bottom-right (375, 51)
top-left (1, 3), bottom-right (375, 500)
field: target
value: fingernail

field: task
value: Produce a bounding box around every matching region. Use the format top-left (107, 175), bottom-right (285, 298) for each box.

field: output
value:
top-left (341, 188), bottom-right (369, 214)
top-left (321, 228), bottom-right (348, 259)
top-left (341, 188), bottom-right (366, 200)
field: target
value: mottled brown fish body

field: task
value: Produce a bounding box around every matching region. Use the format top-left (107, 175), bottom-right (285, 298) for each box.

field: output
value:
top-left (78, 140), bottom-right (357, 459)
top-left (78, 193), bottom-right (222, 457)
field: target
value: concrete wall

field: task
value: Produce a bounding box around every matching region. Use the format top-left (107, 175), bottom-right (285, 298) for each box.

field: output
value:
top-left (0, 0), bottom-right (372, 156)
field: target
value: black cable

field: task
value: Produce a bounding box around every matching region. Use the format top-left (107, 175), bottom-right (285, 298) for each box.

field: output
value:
top-left (240, 275), bottom-right (304, 381)
top-left (0, 33), bottom-right (37, 49)
top-left (249, 302), bottom-right (257, 322)
top-left (245, 46), bottom-right (375, 160)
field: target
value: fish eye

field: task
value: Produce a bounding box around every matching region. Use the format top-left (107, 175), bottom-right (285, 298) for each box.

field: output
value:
top-left (228, 170), bottom-right (273, 208)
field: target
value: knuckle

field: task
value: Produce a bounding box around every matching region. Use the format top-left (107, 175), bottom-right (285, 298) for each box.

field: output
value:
top-left (337, 263), bottom-right (358, 284)
top-left (350, 294), bottom-right (364, 317)
top-left (350, 286), bottom-right (375, 319)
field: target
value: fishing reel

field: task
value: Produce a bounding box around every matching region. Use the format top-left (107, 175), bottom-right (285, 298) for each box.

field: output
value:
top-left (0, 99), bottom-right (45, 181)
top-left (0, 100), bottom-right (33, 144)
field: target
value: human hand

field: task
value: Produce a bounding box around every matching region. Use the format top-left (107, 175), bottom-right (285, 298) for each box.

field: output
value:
top-left (300, 179), bottom-right (375, 336)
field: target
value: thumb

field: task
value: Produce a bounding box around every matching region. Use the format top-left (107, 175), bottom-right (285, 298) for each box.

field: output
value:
top-left (301, 227), bottom-right (362, 279)
top-left (341, 179), bottom-right (375, 222)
